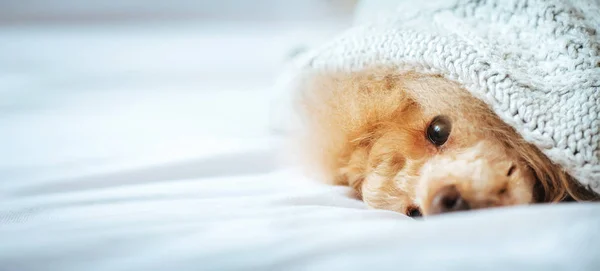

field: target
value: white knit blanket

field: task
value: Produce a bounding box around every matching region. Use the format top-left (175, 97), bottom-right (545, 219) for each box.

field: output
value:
top-left (281, 0), bottom-right (600, 194)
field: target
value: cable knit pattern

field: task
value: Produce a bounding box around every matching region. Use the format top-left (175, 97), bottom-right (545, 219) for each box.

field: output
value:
top-left (281, 0), bottom-right (600, 194)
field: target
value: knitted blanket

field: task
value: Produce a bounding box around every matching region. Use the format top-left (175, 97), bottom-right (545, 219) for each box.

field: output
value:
top-left (279, 0), bottom-right (600, 194)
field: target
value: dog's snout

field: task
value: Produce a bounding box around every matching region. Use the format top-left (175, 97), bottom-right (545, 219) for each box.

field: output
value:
top-left (429, 185), bottom-right (470, 215)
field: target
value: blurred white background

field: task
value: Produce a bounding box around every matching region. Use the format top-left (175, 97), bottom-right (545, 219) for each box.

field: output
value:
top-left (0, 1), bottom-right (355, 187)
top-left (0, 0), bottom-right (355, 23)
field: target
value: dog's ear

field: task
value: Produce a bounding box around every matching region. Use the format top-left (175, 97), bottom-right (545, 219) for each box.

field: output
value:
top-left (528, 158), bottom-right (600, 203)
top-left (565, 180), bottom-right (600, 202)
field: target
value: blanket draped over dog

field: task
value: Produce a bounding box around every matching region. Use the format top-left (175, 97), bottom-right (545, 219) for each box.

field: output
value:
top-left (279, 0), bottom-right (600, 194)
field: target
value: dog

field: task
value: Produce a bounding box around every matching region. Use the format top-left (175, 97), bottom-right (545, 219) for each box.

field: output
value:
top-left (293, 68), bottom-right (599, 217)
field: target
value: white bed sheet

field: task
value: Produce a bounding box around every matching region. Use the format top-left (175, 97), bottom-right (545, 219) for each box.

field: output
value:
top-left (1, 21), bottom-right (599, 271)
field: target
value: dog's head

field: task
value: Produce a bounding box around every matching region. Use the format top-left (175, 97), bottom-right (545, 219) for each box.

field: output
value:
top-left (296, 68), bottom-right (596, 217)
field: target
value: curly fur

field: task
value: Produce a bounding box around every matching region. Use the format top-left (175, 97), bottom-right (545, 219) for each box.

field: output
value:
top-left (293, 68), bottom-right (599, 216)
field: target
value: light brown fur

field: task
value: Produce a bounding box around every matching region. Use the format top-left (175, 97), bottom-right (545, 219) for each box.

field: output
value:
top-left (294, 68), bottom-right (598, 216)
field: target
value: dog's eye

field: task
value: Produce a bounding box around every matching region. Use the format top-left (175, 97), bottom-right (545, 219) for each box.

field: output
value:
top-left (426, 115), bottom-right (452, 146)
top-left (406, 206), bottom-right (422, 217)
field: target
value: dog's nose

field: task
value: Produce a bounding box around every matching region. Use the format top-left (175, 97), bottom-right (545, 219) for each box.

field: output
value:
top-left (429, 185), bottom-right (470, 215)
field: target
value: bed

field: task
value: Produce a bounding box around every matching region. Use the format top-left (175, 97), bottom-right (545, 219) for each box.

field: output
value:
top-left (1, 4), bottom-right (600, 271)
